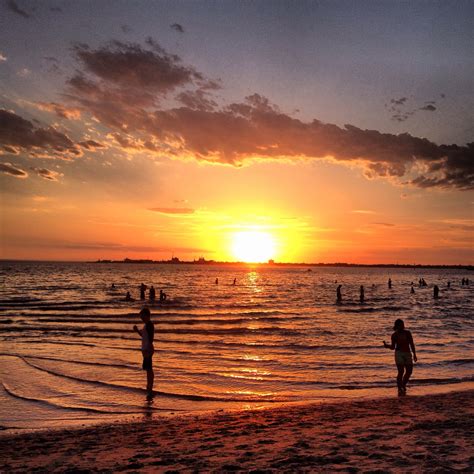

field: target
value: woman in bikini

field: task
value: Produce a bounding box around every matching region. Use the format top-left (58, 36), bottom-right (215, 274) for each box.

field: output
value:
top-left (383, 318), bottom-right (417, 394)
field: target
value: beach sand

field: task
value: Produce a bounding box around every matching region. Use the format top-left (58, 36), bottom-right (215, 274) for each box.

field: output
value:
top-left (1, 390), bottom-right (473, 472)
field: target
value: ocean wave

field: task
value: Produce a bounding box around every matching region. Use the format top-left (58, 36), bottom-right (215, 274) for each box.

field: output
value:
top-left (21, 358), bottom-right (285, 403)
top-left (2, 383), bottom-right (141, 414)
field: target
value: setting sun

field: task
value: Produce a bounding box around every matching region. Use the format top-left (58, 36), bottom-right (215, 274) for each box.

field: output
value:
top-left (231, 231), bottom-right (276, 263)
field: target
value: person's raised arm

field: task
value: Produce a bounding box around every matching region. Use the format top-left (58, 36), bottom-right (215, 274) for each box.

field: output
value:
top-left (383, 333), bottom-right (396, 350)
top-left (409, 331), bottom-right (417, 362)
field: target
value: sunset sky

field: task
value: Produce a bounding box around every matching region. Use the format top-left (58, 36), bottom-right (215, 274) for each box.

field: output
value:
top-left (0, 0), bottom-right (473, 264)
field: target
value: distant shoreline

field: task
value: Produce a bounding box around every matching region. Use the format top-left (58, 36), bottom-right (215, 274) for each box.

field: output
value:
top-left (1, 258), bottom-right (472, 270)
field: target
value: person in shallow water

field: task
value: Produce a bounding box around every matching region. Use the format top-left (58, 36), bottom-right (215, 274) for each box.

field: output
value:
top-left (359, 285), bottom-right (365, 303)
top-left (133, 307), bottom-right (155, 397)
top-left (336, 284), bottom-right (342, 302)
top-left (383, 319), bottom-right (417, 395)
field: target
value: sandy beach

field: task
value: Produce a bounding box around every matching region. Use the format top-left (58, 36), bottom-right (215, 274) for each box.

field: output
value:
top-left (1, 389), bottom-right (473, 473)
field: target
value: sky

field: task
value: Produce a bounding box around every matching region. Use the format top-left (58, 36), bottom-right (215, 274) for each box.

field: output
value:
top-left (0, 0), bottom-right (473, 264)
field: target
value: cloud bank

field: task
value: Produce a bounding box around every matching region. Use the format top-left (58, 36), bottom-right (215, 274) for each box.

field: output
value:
top-left (2, 39), bottom-right (473, 190)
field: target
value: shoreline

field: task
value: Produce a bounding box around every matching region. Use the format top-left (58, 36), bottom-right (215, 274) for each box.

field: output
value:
top-left (1, 389), bottom-right (473, 472)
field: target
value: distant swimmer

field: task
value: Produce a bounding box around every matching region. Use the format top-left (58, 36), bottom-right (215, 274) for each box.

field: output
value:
top-left (125, 291), bottom-right (134, 301)
top-left (447, 281), bottom-right (451, 289)
top-left (383, 318), bottom-right (417, 395)
top-left (433, 284), bottom-right (439, 299)
top-left (215, 278), bottom-right (219, 285)
top-left (133, 307), bottom-right (155, 398)
top-left (388, 278), bottom-right (392, 289)
top-left (410, 285), bottom-right (415, 294)
top-left (336, 284), bottom-right (342, 302)
top-left (359, 285), bottom-right (365, 303)
top-left (159, 289), bottom-right (167, 302)
top-left (140, 283), bottom-right (147, 300)
top-left (149, 286), bottom-right (156, 302)
top-left (111, 283), bottom-right (116, 289)
top-left (233, 278), bottom-right (236, 285)
top-left (422, 278), bottom-right (427, 287)
top-left (466, 278), bottom-right (470, 285)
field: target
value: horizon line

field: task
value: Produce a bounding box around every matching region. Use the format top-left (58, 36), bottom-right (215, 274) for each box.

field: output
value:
top-left (0, 258), bottom-right (472, 268)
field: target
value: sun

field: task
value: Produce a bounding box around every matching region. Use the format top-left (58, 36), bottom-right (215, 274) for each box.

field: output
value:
top-left (231, 231), bottom-right (276, 263)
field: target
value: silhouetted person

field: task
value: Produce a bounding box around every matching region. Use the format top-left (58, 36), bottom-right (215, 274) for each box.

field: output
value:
top-left (149, 286), bottom-right (156, 302)
top-left (410, 285), bottom-right (415, 294)
top-left (418, 278), bottom-right (422, 287)
top-left (233, 278), bottom-right (236, 285)
top-left (215, 278), bottom-right (219, 285)
top-left (422, 278), bottom-right (427, 287)
top-left (125, 291), bottom-right (133, 301)
top-left (359, 285), bottom-right (365, 303)
top-left (336, 284), bottom-right (342, 302)
top-left (159, 289), bottom-right (167, 302)
top-left (111, 283), bottom-right (116, 289)
top-left (133, 307), bottom-right (155, 398)
top-left (466, 278), bottom-right (470, 285)
top-left (388, 278), bottom-right (392, 289)
top-left (383, 318), bottom-right (417, 395)
top-left (433, 285), bottom-right (439, 299)
top-left (462, 278), bottom-right (465, 286)
top-left (140, 283), bottom-right (147, 300)
top-left (447, 281), bottom-right (451, 289)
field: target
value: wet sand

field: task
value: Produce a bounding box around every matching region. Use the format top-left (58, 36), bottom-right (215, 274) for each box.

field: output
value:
top-left (1, 390), bottom-right (473, 472)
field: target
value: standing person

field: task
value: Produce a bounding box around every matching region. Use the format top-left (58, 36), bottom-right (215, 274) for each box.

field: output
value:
top-left (149, 285), bottom-right (156, 302)
top-left (336, 284), bottom-right (342, 302)
top-left (433, 285), bottom-right (439, 299)
top-left (388, 278), bottom-right (392, 289)
top-left (140, 283), bottom-right (147, 300)
top-left (410, 284), bottom-right (415, 294)
top-left (359, 285), bottom-right (365, 303)
top-left (383, 319), bottom-right (417, 395)
top-left (215, 278), bottom-right (219, 285)
top-left (133, 307), bottom-right (155, 398)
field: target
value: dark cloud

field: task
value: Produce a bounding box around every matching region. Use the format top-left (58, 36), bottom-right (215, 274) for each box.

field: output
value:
top-left (420, 104), bottom-right (437, 111)
top-left (170, 23), bottom-right (185, 33)
top-left (5, 0), bottom-right (31, 18)
top-left (79, 139), bottom-right (105, 151)
top-left (120, 24), bottom-right (132, 34)
top-left (31, 167), bottom-right (61, 181)
top-left (0, 162), bottom-right (28, 178)
top-left (71, 40), bottom-right (200, 94)
top-left (176, 89), bottom-right (217, 111)
top-left (0, 109), bottom-right (81, 158)
top-left (148, 207), bottom-right (195, 215)
top-left (47, 40), bottom-right (473, 191)
top-left (390, 97), bottom-right (407, 105)
top-left (49, 6), bottom-right (62, 13)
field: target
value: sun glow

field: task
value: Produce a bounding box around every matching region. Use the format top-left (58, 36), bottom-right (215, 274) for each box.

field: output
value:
top-left (231, 231), bottom-right (276, 263)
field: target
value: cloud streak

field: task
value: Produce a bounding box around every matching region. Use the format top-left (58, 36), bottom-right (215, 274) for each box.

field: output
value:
top-left (5, 0), bottom-right (31, 18)
top-left (0, 162), bottom-right (28, 178)
top-left (0, 109), bottom-right (82, 158)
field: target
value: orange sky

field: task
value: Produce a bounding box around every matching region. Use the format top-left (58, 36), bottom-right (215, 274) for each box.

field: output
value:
top-left (0, 1), bottom-right (473, 264)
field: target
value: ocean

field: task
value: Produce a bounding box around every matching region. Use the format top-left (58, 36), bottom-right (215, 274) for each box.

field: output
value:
top-left (1, 261), bottom-right (472, 433)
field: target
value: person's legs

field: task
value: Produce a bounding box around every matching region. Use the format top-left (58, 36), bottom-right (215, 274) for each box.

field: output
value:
top-left (396, 364), bottom-right (404, 389)
top-left (402, 364), bottom-right (413, 388)
top-left (147, 368), bottom-right (154, 393)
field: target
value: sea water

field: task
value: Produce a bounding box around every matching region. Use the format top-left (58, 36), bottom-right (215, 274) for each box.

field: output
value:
top-left (0, 261), bottom-right (472, 432)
